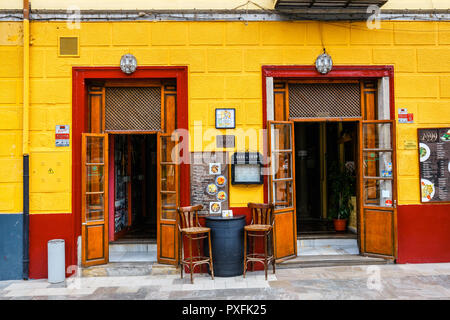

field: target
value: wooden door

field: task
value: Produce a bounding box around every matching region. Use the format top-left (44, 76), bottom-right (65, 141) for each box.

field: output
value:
top-left (268, 121), bottom-right (297, 261)
top-left (157, 132), bottom-right (179, 265)
top-left (359, 120), bottom-right (397, 259)
top-left (81, 133), bottom-right (109, 267)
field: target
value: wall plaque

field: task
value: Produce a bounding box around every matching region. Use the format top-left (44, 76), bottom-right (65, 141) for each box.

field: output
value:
top-left (216, 135), bottom-right (235, 148)
top-left (404, 140), bottom-right (417, 150)
top-left (418, 128), bottom-right (450, 203)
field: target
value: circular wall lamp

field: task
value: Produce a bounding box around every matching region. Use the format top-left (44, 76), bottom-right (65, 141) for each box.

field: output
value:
top-left (120, 54), bottom-right (137, 75)
top-left (315, 50), bottom-right (333, 75)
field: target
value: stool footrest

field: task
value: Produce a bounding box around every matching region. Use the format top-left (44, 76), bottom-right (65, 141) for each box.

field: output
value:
top-left (246, 253), bottom-right (274, 260)
top-left (181, 256), bottom-right (211, 264)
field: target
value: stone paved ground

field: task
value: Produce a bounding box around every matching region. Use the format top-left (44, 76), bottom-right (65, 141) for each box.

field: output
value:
top-left (0, 263), bottom-right (449, 300)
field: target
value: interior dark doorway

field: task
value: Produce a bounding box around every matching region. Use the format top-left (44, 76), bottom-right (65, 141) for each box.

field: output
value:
top-left (112, 134), bottom-right (157, 243)
top-left (294, 121), bottom-right (358, 235)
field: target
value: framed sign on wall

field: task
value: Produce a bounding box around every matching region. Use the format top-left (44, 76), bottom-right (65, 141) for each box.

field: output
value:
top-left (418, 127), bottom-right (450, 203)
top-left (215, 108), bottom-right (235, 129)
top-left (231, 152), bottom-right (263, 185)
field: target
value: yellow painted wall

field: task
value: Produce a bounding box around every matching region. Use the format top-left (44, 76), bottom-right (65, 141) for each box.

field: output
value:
top-left (0, 22), bottom-right (23, 214)
top-left (0, 20), bottom-right (449, 214)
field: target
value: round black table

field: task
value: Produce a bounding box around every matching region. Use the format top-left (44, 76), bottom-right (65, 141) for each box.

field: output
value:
top-left (205, 215), bottom-right (246, 277)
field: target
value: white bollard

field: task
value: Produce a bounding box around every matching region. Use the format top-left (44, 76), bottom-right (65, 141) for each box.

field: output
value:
top-left (47, 239), bottom-right (65, 283)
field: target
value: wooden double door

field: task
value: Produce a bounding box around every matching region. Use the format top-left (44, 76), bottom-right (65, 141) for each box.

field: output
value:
top-left (81, 81), bottom-right (180, 267)
top-left (271, 80), bottom-right (398, 261)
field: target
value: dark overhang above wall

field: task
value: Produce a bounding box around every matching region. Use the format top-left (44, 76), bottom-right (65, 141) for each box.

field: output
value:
top-left (274, 0), bottom-right (388, 10)
top-left (274, 0), bottom-right (388, 20)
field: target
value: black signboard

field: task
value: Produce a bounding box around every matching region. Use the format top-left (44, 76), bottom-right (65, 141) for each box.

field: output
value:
top-left (418, 127), bottom-right (450, 203)
top-left (231, 152), bottom-right (263, 185)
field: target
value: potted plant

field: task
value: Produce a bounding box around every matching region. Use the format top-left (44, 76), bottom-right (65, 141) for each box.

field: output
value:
top-left (328, 162), bottom-right (355, 232)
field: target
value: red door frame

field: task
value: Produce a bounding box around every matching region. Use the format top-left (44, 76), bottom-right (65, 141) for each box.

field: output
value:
top-left (261, 65), bottom-right (395, 203)
top-left (72, 66), bottom-right (190, 259)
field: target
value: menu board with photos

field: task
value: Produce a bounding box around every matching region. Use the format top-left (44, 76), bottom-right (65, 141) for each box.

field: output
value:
top-left (418, 128), bottom-right (450, 203)
top-left (190, 152), bottom-right (229, 215)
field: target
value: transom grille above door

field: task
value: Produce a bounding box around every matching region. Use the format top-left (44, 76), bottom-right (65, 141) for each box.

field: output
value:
top-left (288, 83), bottom-right (361, 119)
top-left (105, 87), bottom-right (161, 131)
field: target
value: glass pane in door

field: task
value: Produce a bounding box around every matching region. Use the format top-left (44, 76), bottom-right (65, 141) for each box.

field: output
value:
top-left (85, 193), bottom-right (105, 221)
top-left (161, 164), bottom-right (176, 190)
top-left (272, 151), bottom-right (293, 180)
top-left (160, 135), bottom-right (176, 163)
top-left (86, 165), bottom-right (105, 192)
top-left (363, 123), bottom-right (392, 149)
top-left (363, 179), bottom-right (393, 207)
top-left (271, 123), bottom-right (292, 151)
top-left (363, 151), bottom-right (393, 178)
top-left (273, 180), bottom-right (294, 209)
top-left (162, 209), bottom-right (177, 220)
top-left (362, 121), bottom-right (395, 208)
top-left (83, 134), bottom-right (107, 223)
top-left (270, 122), bottom-right (295, 210)
top-left (86, 136), bottom-right (104, 163)
top-left (161, 192), bottom-right (177, 207)
top-left (158, 133), bottom-right (179, 221)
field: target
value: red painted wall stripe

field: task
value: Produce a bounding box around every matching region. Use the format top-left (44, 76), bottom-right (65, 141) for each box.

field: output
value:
top-left (397, 204), bottom-right (450, 264)
top-left (29, 213), bottom-right (75, 279)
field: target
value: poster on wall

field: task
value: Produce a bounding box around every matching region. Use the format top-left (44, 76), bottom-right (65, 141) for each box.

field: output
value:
top-left (418, 128), bottom-right (450, 203)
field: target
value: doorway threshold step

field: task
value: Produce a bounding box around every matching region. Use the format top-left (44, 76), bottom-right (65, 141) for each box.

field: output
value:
top-left (109, 243), bottom-right (157, 253)
top-left (109, 243), bottom-right (157, 262)
top-left (297, 238), bottom-right (357, 249)
top-left (277, 254), bottom-right (391, 269)
top-left (81, 262), bottom-right (180, 277)
top-left (298, 233), bottom-right (357, 240)
top-left (109, 251), bottom-right (157, 263)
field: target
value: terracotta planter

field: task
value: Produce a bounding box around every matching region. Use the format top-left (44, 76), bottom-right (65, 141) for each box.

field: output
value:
top-left (333, 219), bottom-right (347, 232)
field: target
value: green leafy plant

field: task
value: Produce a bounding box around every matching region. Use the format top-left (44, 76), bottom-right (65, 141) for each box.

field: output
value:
top-left (328, 162), bottom-right (355, 220)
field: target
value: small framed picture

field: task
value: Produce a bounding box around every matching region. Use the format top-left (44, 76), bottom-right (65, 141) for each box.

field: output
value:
top-left (222, 209), bottom-right (233, 218)
top-left (209, 163), bottom-right (221, 175)
top-left (209, 202), bottom-right (221, 214)
top-left (215, 108), bottom-right (236, 129)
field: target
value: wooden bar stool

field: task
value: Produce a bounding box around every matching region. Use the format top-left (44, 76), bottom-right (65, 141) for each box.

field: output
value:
top-left (177, 205), bottom-right (214, 284)
top-left (243, 203), bottom-right (275, 280)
